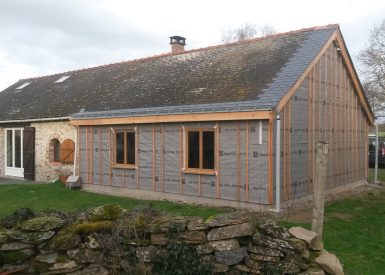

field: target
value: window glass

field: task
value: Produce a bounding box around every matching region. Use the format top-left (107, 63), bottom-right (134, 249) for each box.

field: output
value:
top-left (6, 130), bottom-right (13, 167)
top-left (116, 132), bottom-right (125, 164)
top-left (188, 131), bottom-right (200, 168)
top-left (126, 132), bottom-right (135, 165)
top-left (14, 130), bottom-right (21, 168)
top-left (203, 131), bottom-right (215, 169)
top-left (53, 139), bottom-right (61, 162)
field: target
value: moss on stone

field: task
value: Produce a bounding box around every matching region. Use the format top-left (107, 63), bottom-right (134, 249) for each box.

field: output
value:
top-left (18, 217), bottom-right (65, 232)
top-left (55, 255), bottom-right (70, 263)
top-left (60, 220), bottom-right (114, 235)
top-left (0, 227), bottom-right (8, 244)
top-left (46, 232), bottom-right (81, 251)
top-left (33, 261), bottom-right (49, 273)
top-left (0, 249), bottom-right (35, 265)
top-left (89, 204), bottom-right (123, 221)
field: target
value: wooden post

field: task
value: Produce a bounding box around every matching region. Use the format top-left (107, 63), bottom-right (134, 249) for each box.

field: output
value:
top-left (311, 141), bottom-right (329, 250)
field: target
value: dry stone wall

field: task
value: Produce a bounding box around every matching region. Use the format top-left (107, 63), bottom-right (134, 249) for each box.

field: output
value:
top-left (0, 206), bottom-right (343, 274)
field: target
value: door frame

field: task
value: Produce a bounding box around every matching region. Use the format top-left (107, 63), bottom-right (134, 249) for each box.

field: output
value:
top-left (4, 128), bottom-right (24, 177)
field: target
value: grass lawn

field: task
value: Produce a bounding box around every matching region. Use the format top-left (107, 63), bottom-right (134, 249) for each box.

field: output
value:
top-left (282, 188), bottom-right (385, 275)
top-left (0, 182), bottom-right (227, 218)
top-left (368, 167), bottom-right (385, 182)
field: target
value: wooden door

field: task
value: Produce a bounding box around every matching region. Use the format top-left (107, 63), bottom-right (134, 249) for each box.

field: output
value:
top-left (23, 127), bottom-right (35, 181)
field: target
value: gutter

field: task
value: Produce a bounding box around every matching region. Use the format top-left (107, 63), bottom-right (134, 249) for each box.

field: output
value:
top-left (0, 116), bottom-right (70, 124)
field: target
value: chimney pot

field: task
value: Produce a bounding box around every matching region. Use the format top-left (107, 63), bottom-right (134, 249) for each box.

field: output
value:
top-left (170, 35), bottom-right (186, 54)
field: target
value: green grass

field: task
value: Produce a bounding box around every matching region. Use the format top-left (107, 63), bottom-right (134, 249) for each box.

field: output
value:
top-left (0, 182), bottom-right (227, 218)
top-left (368, 168), bottom-right (385, 182)
top-left (282, 190), bottom-right (385, 275)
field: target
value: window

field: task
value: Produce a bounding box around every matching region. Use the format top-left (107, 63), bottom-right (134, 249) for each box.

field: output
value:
top-left (52, 139), bottom-right (61, 162)
top-left (186, 129), bottom-right (215, 172)
top-left (54, 75), bottom-right (71, 83)
top-left (115, 130), bottom-right (135, 167)
top-left (15, 82), bottom-right (31, 90)
top-left (49, 138), bottom-right (75, 164)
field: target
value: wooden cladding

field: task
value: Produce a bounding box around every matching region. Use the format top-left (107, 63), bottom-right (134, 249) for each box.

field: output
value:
top-left (61, 139), bottom-right (75, 164)
top-left (70, 111), bottom-right (273, 126)
top-left (280, 41), bottom-right (368, 201)
top-left (79, 120), bottom-right (272, 204)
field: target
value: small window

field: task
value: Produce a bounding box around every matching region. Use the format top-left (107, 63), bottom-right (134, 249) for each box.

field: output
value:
top-left (115, 130), bottom-right (135, 166)
top-left (187, 129), bottom-right (215, 171)
top-left (54, 75), bottom-right (71, 83)
top-left (61, 139), bottom-right (75, 164)
top-left (15, 82), bottom-right (31, 90)
top-left (52, 139), bottom-right (61, 162)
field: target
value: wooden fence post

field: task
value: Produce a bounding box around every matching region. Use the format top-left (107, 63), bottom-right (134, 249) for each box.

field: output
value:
top-left (311, 141), bottom-right (329, 250)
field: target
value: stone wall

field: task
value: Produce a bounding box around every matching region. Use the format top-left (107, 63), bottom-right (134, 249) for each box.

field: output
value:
top-left (31, 121), bottom-right (76, 182)
top-left (0, 128), bottom-right (4, 177)
top-left (0, 206), bottom-right (343, 274)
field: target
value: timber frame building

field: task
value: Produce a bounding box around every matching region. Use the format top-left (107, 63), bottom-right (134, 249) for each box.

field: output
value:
top-left (0, 24), bottom-right (374, 210)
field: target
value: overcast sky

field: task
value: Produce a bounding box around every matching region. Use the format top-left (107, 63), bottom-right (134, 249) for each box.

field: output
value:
top-left (0, 0), bottom-right (385, 91)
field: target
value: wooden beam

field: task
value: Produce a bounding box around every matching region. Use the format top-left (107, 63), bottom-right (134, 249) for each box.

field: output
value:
top-left (236, 124), bottom-right (241, 201)
top-left (245, 121), bottom-right (249, 202)
top-left (109, 128), bottom-right (112, 185)
top-left (77, 127), bottom-right (80, 177)
top-left (99, 127), bottom-right (102, 186)
top-left (161, 123), bottom-right (165, 192)
top-left (179, 126), bottom-right (183, 194)
top-left (334, 32), bottom-right (374, 125)
top-left (90, 127), bottom-right (93, 184)
top-left (136, 127), bottom-right (140, 189)
top-left (216, 124), bottom-right (221, 199)
top-left (152, 124), bottom-right (156, 191)
top-left (268, 119), bottom-right (273, 204)
top-left (70, 110), bottom-right (274, 126)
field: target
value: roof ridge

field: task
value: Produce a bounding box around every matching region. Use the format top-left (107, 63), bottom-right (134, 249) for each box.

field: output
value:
top-left (20, 24), bottom-right (339, 82)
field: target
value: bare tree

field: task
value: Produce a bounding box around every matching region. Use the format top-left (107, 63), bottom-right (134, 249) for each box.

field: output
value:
top-left (358, 19), bottom-right (385, 117)
top-left (221, 23), bottom-right (277, 43)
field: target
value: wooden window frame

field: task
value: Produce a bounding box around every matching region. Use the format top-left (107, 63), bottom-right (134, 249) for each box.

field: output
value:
top-left (113, 129), bottom-right (136, 169)
top-left (185, 128), bottom-right (216, 175)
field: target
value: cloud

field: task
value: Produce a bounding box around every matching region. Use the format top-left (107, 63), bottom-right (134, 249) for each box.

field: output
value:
top-left (0, 0), bottom-right (167, 90)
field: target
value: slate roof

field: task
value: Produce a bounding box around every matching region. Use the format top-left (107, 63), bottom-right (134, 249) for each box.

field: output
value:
top-left (0, 25), bottom-right (338, 122)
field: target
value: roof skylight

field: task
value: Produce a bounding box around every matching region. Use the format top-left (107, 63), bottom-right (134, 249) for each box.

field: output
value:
top-left (15, 82), bottom-right (31, 90)
top-left (54, 75), bottom-right (71, 83)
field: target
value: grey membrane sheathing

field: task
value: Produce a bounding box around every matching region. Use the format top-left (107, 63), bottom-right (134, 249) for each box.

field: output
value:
top-left (79, 120), bottom-right (271, 204)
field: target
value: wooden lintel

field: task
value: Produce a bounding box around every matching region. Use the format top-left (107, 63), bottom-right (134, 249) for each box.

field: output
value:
top-left (70, 111), bottom-right (274, 126)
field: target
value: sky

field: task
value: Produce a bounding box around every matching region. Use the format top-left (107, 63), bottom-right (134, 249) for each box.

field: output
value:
top-left (0, 0), bottom-right (385, 91)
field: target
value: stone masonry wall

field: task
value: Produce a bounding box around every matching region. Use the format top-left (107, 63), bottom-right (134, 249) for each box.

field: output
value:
top-left (0, 128), bottom-right (4, 177)
top-left (31, 121), bottom-right (77, 182)
top-left (0, 206), bottom-right (343, 274)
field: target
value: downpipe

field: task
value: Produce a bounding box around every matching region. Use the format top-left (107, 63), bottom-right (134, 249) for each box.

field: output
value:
top-left (275, 114), bottom-right (281, 212)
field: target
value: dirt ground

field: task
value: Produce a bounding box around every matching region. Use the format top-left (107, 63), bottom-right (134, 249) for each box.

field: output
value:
top-left (281, 182), bottom-right (385, 223)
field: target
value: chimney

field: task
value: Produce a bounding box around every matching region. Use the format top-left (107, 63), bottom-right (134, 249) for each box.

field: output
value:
top-left (170, 36), bottom-right (186, 54)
